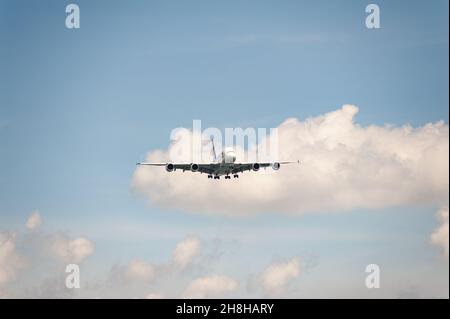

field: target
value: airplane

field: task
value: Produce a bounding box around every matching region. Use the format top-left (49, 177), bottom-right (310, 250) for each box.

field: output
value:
top-left (136, 138), bottom-right (299, 180)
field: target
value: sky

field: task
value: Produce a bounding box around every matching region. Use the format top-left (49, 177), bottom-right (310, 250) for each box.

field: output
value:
top-left (0, 0), bottom-right (448, 298)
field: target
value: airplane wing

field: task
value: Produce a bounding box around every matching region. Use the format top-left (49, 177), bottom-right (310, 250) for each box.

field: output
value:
top-left (136, 162), bottom-right (220, 174)
top-left (230, 160), bottom-right (300, 173)
top-left (135, 163), bottom-right (167, 166)
top-left (136, 161), bottom-right (299, 175)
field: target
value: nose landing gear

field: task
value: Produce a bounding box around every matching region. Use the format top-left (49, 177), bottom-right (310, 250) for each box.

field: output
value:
top-left (233, 174), bottom-right (239, 178)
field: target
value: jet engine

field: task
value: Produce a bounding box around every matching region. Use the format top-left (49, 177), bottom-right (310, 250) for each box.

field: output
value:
top-left (272, 162), bottom-right (280, 170)
top-left (252, 163), bottom-right (260, 171)
top-left (190, 163), bottom-right (199, 172)
top-left (165, 163), bottom-right (174, 172)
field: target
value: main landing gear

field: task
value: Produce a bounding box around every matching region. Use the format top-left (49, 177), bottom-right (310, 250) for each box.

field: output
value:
top-left (224, 175), bottom-right (239, 179)
top-left (207, 175), bottom-right (239, 180)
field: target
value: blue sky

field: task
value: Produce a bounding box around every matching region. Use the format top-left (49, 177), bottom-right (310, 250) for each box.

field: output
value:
top-left (0, 0), bottom-right (448, 298)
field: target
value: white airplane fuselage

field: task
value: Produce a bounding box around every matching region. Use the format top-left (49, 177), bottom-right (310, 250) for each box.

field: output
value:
top-left (212, 147), bottom-right (237, 176)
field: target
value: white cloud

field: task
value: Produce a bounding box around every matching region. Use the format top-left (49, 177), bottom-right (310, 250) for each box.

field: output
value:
top-left (26, 210), bottom-right (41, 230)
top-left (125, 260), bottom-right (155, 282)
top-left (0, 212), bottom-right (94, 297)
top-left (145, 292), bottom-right (165, 299)
top-left (182, 275), bottom-right (238, 298)
top-left (101, 235), bottom-right (208, 295)
top-left (259, 257), bottom-right (300, 295)
top-left (132, 105), bottom-right (449, 215)
top-left (431, 206), bottom-right (449, 258)
top-left (0, 233), bottom-right (26, 286)
top-left (68, 238), bottom-right (95, 263)
top-left (47, 233), bottom-right (94, 264)
top-left (173, 236), bottom-right (201, 269)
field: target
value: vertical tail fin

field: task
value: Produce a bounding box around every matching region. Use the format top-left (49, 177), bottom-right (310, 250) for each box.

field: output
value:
top-left (210, 136), bottom-right (217, 161)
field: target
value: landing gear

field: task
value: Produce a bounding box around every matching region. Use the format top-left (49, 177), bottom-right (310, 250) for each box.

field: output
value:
top-left (209, 175), bottom-right (238, 180)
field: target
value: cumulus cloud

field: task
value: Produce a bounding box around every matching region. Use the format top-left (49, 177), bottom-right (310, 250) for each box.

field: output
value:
top-left (125, 260), bottom-right (155, 282)
top-left (67, 237), bottom-right (95, 263)
top-left (26, 210), bottom-right (41, 230)
top-left (46, 233), bottom-right (94, 264)
top-left (0, 233), bottom-right (26, 286)
top-left (173, 236), bottom-right (201, 269)
top-left (25, 274), bottom-right (76, 299)
top-left (259, 257), bottom-right (300, 295)
top-left (182, 275), bottom-right (238, 298)
top-left (132, 105), bottom-right (449, 215)
top-left (1, 212), bottom-right (96, 297)
top-left (430, 206), bottom-right (449, 258)
top-left (145, 292), bottom-right (165, 299)
top-left (112, 236), bottom-right (202, 286)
